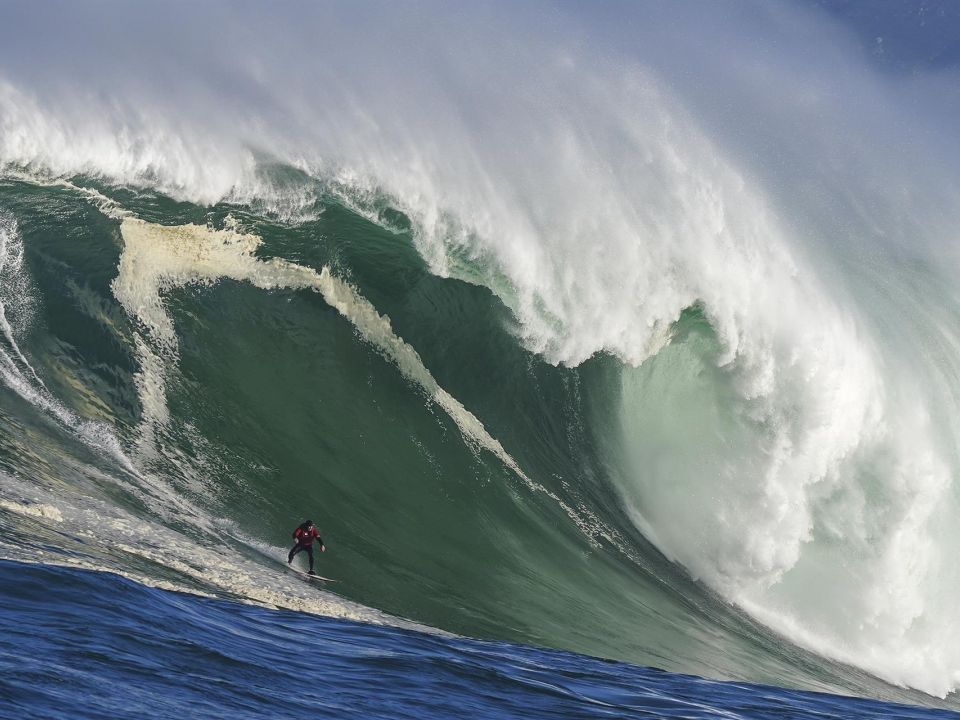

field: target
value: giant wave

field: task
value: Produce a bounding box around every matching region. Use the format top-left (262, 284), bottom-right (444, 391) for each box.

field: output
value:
top-left (2, 0), bottom-right (960, 704)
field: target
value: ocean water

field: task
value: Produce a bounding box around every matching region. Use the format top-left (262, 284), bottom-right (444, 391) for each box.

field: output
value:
top-left (2, 560), bottom-right (957, 720)
top-left (2, 1), bottom-right (960, 716)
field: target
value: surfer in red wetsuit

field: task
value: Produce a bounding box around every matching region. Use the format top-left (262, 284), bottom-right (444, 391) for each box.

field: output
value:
top-left (287, 519), bottom-right (325, 575)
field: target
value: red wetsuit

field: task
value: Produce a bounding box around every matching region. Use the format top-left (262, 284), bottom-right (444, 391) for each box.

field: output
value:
top-left (293, 525), bottom-right (322, 547)
top-left (288, 524), bottom-right (324, 572)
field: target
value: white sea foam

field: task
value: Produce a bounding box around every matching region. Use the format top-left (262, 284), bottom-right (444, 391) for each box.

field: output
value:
top-left (0, 499), bottom-right (63, 522)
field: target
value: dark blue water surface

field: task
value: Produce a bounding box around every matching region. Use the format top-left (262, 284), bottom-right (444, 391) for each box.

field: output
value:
top-left (0, 561), bottom-right (955, 720)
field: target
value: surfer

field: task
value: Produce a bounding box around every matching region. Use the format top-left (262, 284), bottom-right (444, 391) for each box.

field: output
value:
top-left (287, 519), bottom-right (326, 575)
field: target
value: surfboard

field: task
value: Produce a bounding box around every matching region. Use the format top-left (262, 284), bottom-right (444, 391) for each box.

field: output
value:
top-left (285, 563), bottom-right (338, 583)
top-left (300, 572), bottom-right (338, 583)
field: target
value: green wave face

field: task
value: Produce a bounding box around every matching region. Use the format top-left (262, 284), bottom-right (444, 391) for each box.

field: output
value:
top-left (0, 176), bottom-right (947, 710)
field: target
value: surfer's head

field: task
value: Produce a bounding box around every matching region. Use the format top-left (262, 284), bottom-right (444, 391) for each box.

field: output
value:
top-left (304, 519), bottom-right (314, 528)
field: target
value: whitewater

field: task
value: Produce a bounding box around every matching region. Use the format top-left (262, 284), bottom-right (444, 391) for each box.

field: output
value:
top-left (3, 0), bottom-right (960, 710)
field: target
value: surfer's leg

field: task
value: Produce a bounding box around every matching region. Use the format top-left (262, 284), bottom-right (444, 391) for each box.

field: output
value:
top-left (288, 545), bottom-right (300, 564)
top-left (306, 546), bottom-right (315, 572)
